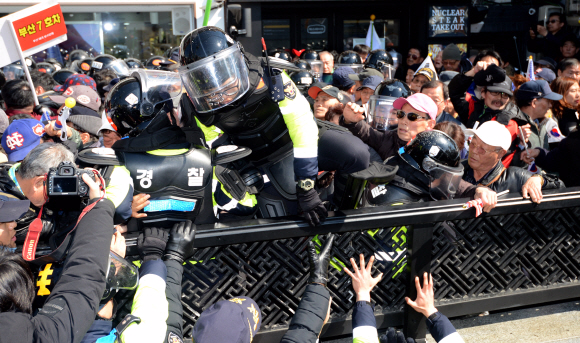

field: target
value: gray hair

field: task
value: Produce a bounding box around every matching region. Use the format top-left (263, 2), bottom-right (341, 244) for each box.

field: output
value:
top-left (18, 143), bottom-right (75, 179)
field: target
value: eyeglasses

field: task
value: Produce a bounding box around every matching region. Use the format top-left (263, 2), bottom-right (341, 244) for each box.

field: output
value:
top-left (395, 110), bottom-right (429, 121)
top-left (408, 54), bottom-right (419, 60)
top-left (548, 19), bottom-right (559, 24)
top-left (486, 90), bottom-right (511, 99)
top-left (469, 139), bottom-right (502, 155)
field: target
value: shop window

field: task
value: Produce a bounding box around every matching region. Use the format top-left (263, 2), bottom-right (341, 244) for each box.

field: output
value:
top-left (263, 19), bottom-right (291, 50)
top-left (343, 19), bottom-right (400, 51)
top-left (300, 18), bottom-right (328, 51)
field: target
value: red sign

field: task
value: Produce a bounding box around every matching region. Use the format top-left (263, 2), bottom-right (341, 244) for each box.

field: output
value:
top-left (11, 4), bottom-right (66, 52)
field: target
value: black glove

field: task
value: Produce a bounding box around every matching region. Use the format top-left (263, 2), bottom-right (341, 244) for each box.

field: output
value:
top-left (379, 328), bottom-right (416, 343)
top-left (297, 187), bottom-right (328, 227)
top-left (307, 233), bottom-right (335, 286)
top-left (165, 220), bottom-right (196, 263)
top-left (138, 228), bottom-right (169, 262)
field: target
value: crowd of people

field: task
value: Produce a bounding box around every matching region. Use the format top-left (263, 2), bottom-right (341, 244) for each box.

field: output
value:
top-left (0, 11), bottom-right (577, 343)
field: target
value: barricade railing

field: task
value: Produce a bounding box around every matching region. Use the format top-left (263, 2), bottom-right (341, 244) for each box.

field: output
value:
top-left (124, 187), bottom-right (580, 342)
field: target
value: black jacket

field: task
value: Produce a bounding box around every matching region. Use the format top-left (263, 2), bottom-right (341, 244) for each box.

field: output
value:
top-left (535, 128), bottom-right (580, 187)
top-left (280, 284), bottom-right (330, 343)
top-left (558, 107), bottom-right (580, 137)
top-left (340, 116), bottom-right (407, 161)
top-left (526, 28), bottom-right (568, 60)
top-left (448, 73), bottom-right (525, 129)
top-left (164, 259), bottom-right (184, 343)
top-left (0, 198), bottom-right (114, 343)
top-left (462, 160), bottom-right (565, 193)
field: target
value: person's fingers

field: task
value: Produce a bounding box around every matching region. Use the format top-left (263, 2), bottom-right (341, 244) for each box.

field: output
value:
top-left (133, 212), bottom-right (147, 218)
top-left (423, 272), bottom-right (428, 292)
top-left (367, 255), bottom-right (375, 273)
top-left (373, 272), bottom-right (384, 284)
top-left (350, 257), bottom-right (359, 272)
top-left (414, 276), bottom-right (421, 293)
top-left (429, 273), bottom-right (433, 289)
top-left (522, 184), bottom-right (530, 199)
top-left (320, 233), bottom-right (334, 257)
top-left (359, 253), bottom-right (366, 272)
top-left (343, 267), bottom-right (355, 279)
top-left (475, 204), bottom-right (482, 217)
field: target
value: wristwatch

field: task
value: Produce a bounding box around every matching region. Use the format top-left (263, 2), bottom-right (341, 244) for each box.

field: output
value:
top-left (298, 178), bottom-right (315, 191)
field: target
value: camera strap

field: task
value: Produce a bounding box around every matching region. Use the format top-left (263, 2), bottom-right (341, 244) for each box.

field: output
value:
top-left (23, 171), bottom-right (106, 263)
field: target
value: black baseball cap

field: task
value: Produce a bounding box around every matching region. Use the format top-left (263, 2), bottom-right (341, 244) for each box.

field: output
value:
top-left (308, 82), bottom-right (351, 105)
top-left (0, 195), bottom-right (29, 222)
top-left (485, 75), bottom-right (514, 97)
top-left (516, 80), bottom-right (563, 102)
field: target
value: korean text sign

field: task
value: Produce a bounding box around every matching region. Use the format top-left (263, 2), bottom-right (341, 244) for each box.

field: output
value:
top-left (11, 4), bottom-right (66, 52)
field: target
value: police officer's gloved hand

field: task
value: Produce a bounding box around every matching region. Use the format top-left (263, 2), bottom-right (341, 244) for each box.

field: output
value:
top-left (307, 233), bottom-right (335, 286)
top-left (297, 187), bottom-right (328, 227)
top-left (379, 328), bottom-right (416, 343)
top-left (138, 228), bottom-right (169, 262)
top-left (164, 220), bottom-right (196, 264)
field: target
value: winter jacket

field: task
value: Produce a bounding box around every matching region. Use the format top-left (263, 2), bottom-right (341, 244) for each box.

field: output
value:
top-left (557, 107), bottom-right (580, 137)
top-left (462, 160), bottom-right (565, 193)
top-left (526, 28), bottom-right (569, 60)
top-left (508, 110), bottom-right (549, 170)
top-left (340, 117), bottom-right (407, 161)
top-left (0, 198), bottom-right (115, 343)
top-left (280, 284), bottom-right (330, 343)
top-left (534, 128), bottom-right (580, 187)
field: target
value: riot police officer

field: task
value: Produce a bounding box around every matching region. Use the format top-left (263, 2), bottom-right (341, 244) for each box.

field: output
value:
top-left (366, 79), bottom-right (411, 132)
top-left (177, 26), bottom-right (371, 225)
top-left (364, 49), bottom-right (395, 79)
top-left (336, 50), bottom-right (364, 74)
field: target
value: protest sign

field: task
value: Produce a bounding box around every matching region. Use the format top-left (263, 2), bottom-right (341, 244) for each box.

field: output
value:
top-left (429, 6), bottom-right (468, 37)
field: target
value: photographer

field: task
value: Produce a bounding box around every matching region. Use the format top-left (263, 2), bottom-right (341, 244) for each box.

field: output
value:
top-left (0, 172), bottom-right (115, 343)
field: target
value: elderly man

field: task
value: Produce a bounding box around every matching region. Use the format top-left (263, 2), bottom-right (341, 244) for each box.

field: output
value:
top-left (420, 80), bottom-right (464, 127)
top-left (449, 62), bottom-right (521, 129)
top-left (464, 121), bottom-right (564, 203)
top-left (442, 44), bottom-right (462, 72)
top-left (319, 51), bottom-right (335, 83)
top-left (511, 80), bottom-right (562, 169)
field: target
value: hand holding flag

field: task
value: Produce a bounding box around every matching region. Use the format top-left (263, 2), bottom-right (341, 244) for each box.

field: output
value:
top-left (54, 97), bottom-right (75, 141)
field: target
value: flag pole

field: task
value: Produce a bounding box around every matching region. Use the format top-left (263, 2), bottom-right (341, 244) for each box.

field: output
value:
top-left (370, 14), bottom-right (375, 50)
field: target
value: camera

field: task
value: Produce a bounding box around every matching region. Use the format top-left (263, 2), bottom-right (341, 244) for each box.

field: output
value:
top-left (47, 162), bottom-right (94, 198)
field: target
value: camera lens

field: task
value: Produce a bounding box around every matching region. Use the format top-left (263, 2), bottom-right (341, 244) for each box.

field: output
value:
top-left (79, 186), bottom-right (87, 194)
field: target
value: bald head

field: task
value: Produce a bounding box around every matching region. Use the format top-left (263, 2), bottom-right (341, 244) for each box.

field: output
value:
top-left (319, 51), bottom-right (334, 74)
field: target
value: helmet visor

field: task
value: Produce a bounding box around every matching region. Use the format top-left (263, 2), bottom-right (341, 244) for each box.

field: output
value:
top-left (336, 64), bottom-right (363, 74)
top-left (102, 251), bottom-right (139, 299)
top-left (2, 65), bottom-right (24, 81)
top-left (367, 95), bottom-right (399, 131)
top-left (422, 157), bottom-right (464, 201)
top-left (309, 61), bottom-right (323, 82)
top-left (178, 44), bottom-right (250, 113)
top-left (134, 69), bottom-right (184, 116)
top-left (108, 60), bottom-right (131, 77)
top-left (381, 64), bottom-right (394, 80)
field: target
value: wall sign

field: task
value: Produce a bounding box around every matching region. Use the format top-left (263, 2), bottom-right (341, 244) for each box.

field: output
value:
top-left (429, 6), bottom-right (468, 37)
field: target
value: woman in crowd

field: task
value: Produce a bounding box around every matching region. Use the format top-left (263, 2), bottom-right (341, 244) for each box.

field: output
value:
top-left (550, 77), bottom-right (580, 136)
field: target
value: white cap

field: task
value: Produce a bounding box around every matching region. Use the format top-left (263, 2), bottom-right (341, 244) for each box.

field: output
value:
top-left (465, 121), bottom-right (511, 151)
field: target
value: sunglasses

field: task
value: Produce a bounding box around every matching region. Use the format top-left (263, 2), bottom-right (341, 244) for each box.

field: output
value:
top-left (395, 110), bottom-right (429, 121)
top-left (548, 19), bottom-right (559, 24)
top-left (408, 54), bottom-right (419, 60)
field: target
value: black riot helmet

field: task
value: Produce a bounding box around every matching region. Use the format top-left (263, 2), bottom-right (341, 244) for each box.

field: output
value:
top-left (1, 59), bottom-right (35, 81)
top-left (45, 58), bottom-right (63, 71)
top-left (68, 49), bottom-right (89, 66)
top-left (178, 26), bottom-right (251, 114)
top-left (105, 69), bottom-right (184, 137)
top-left (302, 49), bottom-right (319, 61)
top-left (289, 70), bottom-right (314, 91)
top-left (364, 49), bottom-right (394, 79)
top-left (78, 58), bottom-right (94, 74)
top-left (52, 69), bottom-right (75, 85)
top-left (90, 54), bottom-right (131, 78)
top-left (145, 56), bottom-right (167, 70)
top-left (338, 51), bottom-right (362, 65)
top-left (366, 79), bottom-right (411, 132)
top-left (270, 49), bottom-right (292, 62)
top-left (36, 62), bottom-right (56, 75)
top-left (294, 59), bottom-right (311, 70)
top-left (125, 58), bottom-right (143, 69)
top-left (179, 26), bottom-right (235, 65)
top-left (399, 130), bottom-right (464, 200)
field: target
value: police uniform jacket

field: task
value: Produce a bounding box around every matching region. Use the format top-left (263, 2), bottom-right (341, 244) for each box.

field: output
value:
top-left (0, 198), bottom-right (114, 343)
